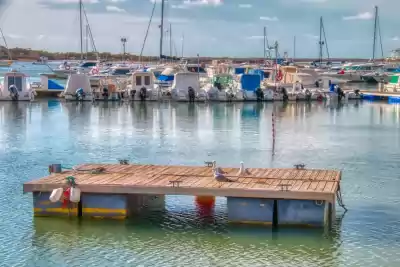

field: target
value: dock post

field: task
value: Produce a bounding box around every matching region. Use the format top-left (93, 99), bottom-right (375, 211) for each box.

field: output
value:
top-left (81, 193), bottom-right (127, 219)
top-left (127, 194), bottom-right (165, 215)
top-left (277, 199), bottom-right (326, 227)
top-left (227, 197), bottom-right (274, 225)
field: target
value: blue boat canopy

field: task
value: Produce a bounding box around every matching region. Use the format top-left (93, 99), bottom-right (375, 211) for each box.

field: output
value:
top-left (234, 67), bottom-right (246, 75)
top-left (158, 75), bottom-right (174, 82)
top-left (240, 74), bottom-right (261, 92)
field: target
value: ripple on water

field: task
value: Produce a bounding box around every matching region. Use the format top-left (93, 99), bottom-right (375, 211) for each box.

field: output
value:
top-left (0, 101), bottom-right (400, 266)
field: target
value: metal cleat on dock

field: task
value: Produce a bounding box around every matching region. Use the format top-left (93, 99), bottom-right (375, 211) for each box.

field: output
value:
top-left (118, 159), bottom-right (129, 165)
top-left (204, 161), bottom-right (214, 167)
top-left (294, 163), bottom-right (306, 170)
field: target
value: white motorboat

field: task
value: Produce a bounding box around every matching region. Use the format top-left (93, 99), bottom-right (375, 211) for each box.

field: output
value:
top-left (124, 71), bottom-right (161, 101)
top-left (0, 69), bottom-right (36, 101)
top-left (61, 73), bottom-right (93, 101)
top-left (170, 72), bottom-right (208, 102)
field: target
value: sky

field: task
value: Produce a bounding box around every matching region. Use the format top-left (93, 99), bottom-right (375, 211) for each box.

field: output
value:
top-left (0, 0), bottom-right (399, 58)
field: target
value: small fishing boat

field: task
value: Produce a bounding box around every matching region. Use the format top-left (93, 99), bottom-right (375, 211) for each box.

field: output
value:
top-left (0, 69), bottom-right (36, 101)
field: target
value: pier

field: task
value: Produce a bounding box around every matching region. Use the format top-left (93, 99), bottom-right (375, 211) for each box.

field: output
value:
top-left (23, 163), bottom-right (342, 228)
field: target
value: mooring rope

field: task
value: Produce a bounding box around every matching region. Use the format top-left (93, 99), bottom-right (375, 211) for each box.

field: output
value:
top-left (336, 184), bottom-right (348, 212)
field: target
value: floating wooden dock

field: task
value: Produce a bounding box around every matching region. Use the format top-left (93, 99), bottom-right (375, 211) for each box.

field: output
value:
top-left (24, 163), bottom-right (342, 227)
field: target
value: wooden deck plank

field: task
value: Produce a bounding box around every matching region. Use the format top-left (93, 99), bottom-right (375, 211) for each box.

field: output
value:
top-left (23, 164), bottom-right (341, 201)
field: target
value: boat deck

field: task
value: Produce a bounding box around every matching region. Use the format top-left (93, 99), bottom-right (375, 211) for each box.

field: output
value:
top-left (23, 164), bottom-right (341, 201)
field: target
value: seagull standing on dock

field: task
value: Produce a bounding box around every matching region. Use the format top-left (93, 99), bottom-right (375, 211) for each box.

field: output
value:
top-left (212, 161), bottom-right (232, 182)
top-left (237, 161), bottom-right (251, 176)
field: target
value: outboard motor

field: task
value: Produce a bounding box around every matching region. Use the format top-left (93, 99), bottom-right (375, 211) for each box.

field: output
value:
top-left (102, 87), bottom-right (109, 99)
top-left (281, 87), bottom-right (288, 102)
top-left (305, 89), bottom-right (312, 101)
top-left (354, 89), bottom-right (360, 96)
top-left (188, 86), bottom-right (195, 102)
top-left (8, 85), bottom-right (19, 101)
top-left (336, 86), bottom-right (345, 101)
top-left (315, 80), bottom-right (320, 88)
top-left (139, 87), bottom-right (147, 101)
top-left (130, 89), bottom-right (136, 100)
top-left (75, 88), bottom-right (85, 101)
top-left (255, 87), bottom-right (264, 101)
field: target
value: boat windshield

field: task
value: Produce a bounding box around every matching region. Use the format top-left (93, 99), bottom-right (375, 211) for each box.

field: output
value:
top-left (187, 66), bottom-right (206, 73)
top-left (212, 76), bottom-right (232, 89)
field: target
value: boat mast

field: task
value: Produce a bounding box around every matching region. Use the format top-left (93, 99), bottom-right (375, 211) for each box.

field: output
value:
top-left (372, 5), bottom-right (378, 61)
top-left (293, 35), bottom-right (296, 63)
top-left (159, 0), bottom-right (165, 59)
top-left (263, 26), bottom-right (266, 64)
top-left (318, 16), bottom-right (323, 66)
top-left (79, 0), bottom-right (83, 61)
top-left (181, 33), bottom-right (184, 58)
top-left (169, 23), bottom-right (172, 59)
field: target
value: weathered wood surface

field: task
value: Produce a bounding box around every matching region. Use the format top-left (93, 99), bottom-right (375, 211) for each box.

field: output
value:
top-left (23, 164), bottom-right (341, 201)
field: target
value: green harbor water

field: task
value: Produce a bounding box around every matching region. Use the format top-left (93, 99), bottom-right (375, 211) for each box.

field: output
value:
top-left (0, 100), bottom-right (400, 266)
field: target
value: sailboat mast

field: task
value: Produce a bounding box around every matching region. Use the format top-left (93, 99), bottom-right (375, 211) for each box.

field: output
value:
top-left (319, 16), bottom-right (323, 65)
top-left (263, 26), bottom-right (266, 63)
top-left (159, 0), bottom-right (165, 59)
top-left (79, 0), bottom-right (83, 60)
top-left (293, 36), bottom-right (296, 62)
top-left (181, 33), bottom-right (184, 58)
top-left (169, 23), bottom-right (172, 58)
top-left (372, 5), bottom-right (378, 61)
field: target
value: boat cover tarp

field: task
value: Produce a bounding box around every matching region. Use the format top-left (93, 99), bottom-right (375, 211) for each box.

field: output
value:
top-left (235, 68), bottom-right (246, 75)
top-left (248, 69), bottom-right (265, 79)
top-left (240, 74), bottom-right (260, 92)
top-left (48, 79), bottom-right (64, 90)
top-left (158, 75), bottom-right (174, 82)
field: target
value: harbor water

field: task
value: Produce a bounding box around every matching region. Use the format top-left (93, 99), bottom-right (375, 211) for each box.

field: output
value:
top-left (0, 63), bottom-right (399, 266)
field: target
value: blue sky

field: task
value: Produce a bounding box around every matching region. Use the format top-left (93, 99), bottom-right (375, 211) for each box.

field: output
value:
top-left (0, 0), bottom-right (399, 58)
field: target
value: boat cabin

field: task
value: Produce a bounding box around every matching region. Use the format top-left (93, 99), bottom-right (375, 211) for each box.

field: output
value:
top-left (132, 72), bottom-right (153, 89)
top-left (3, 70), bottom-right (28, 92)
top-left (172, 72), bottom-right (200, 91)
top-left (384, 74), bottom-right (400, 92)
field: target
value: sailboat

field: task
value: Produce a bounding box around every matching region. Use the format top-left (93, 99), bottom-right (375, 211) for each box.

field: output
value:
top-left (0, 28), bottom-right (13, 67)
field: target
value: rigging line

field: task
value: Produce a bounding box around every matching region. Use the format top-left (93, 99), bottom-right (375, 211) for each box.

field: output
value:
top-left (140, 0), bottom-right (157, 62)
top-left (0, 28), bottom-right (11, 60)
top-left (377, 15), bottom-right (384, 59)
top-left (82, 6), bottom-right (98, 54)
top-left (321, 19), bottom-right (330, 60)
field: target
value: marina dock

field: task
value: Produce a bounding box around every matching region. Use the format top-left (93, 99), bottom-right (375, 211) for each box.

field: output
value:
top-left (23, 163), bottom-right (342, 227)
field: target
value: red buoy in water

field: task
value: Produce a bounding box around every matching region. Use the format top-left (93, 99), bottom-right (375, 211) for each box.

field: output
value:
top-left (195, 196), bottom-right (215, 217)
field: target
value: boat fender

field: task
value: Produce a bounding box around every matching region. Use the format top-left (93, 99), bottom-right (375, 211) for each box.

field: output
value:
top-left (65, 65), bottom-right (71, 70)
top-left (62, 188), bottom-right (71, 208)
top-left (69, 187), bottom-right (81, 203)
top-left (49, 188), bottom-right (64, 203)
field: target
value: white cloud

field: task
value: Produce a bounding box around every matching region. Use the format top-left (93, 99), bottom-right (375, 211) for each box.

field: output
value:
top-left (260, 16), bottom-right (279, 21)
top-left (107, 0), bottom-right (126, 2)
top-left (171, 4), bottom-right (189, 9)
top-left (182, 0), bottom-right (222, 6)
top-left (45, 0), bottom-right (99, 3)
top-left (238, 4), bottom-right (252, 8)
top-left (246, 36), bottom-right (264, 40)
top-left (304, 34), bottom-right (318, 39)
top-left (105, 5), bottom-right (125, 12)
top-left (343, 12), bottom-right (373, 21)
top-left (37, 34), bottom-right (45, 40)
top-left (6, 34), bottom-right (24, 39)
top-left (392, 36), bottom-right (399, 41)
top-left (300, 0), bottom-right (328, 2)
